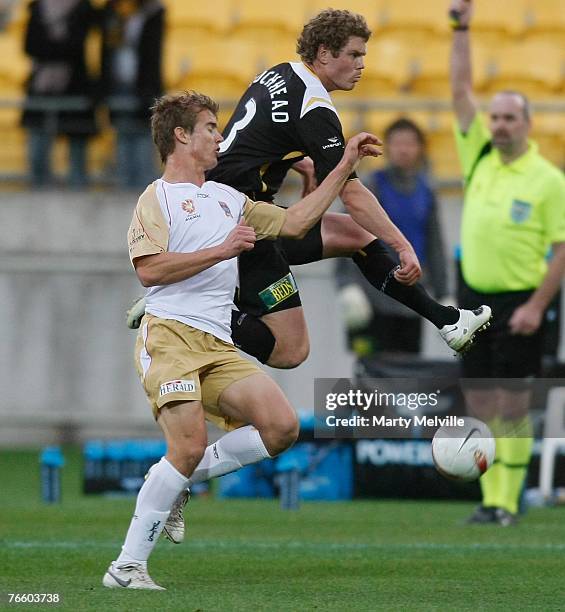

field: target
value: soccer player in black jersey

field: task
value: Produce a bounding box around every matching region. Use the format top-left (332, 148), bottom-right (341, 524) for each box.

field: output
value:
top-left (206, 9), bottom-right (491, 368)
top-left (128, 9), bottom-right (490, 371)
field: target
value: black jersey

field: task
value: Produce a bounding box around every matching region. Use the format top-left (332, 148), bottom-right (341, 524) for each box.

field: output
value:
top-left (207, 61), bottom-right (356, 202)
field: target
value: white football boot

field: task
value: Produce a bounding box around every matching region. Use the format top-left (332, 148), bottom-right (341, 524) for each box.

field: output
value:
top-left (162, 489), bottom-right (190, 544)
top-left (102, 562), bottom-right (165, 590)
top-left (439, 305), bottom-right (492, 353)
top-left (126, 296), bottom-right (146, 330)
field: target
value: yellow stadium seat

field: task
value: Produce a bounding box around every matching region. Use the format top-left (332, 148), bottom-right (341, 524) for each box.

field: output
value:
top-left (363, 110), bottom-right (411, 139)
top-left (0, 107), bottom-right (25, 171)
top-left (0, 31), bottom-right (29, 96)
top-left (233, 31), bottom-right (297, 73)
top-left (530, 111), bottom-right (565, 169)
top-left (377, 0), bottom-right (449, 36)
top-left (307, 0), bottom-right (384, 31)
top-left (163, 0), bottom-right (234, 33)
top-left (472, 0), bottom-right (529, 37)
top-left (89, 128), bottom-right (116, 178)
top-left (524, 0), bottom-right (565, 35)
top-left (531, 134), bottom-right (565, 169)
top-left (353, 38), bottom-right (411, 97)
top-left (427, 129), bottom-right (462, 180)
top-left (334, 108), bottom-right (368, 139)
top-left (231, 0), bottom-right (308, 37)
top-left (484, 40), bottom-right (564, 96)
top-left (406, 39), bottom-right (491, 96)
top-left (170, 38), bottom-right (261, 100)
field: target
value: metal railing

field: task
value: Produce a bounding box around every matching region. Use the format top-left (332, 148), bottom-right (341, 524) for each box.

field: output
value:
top-left (1, 95), bottom-right (564, 186)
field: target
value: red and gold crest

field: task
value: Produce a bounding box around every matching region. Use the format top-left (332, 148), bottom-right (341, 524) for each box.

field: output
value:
top-left (181, 199), bottom-right (195, 214)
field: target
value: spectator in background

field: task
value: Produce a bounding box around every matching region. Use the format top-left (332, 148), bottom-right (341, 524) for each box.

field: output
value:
top-left (100, 0), bottom-right (164, 188)
top-left (21, 0), bottom-right (98, 188)
top-left (336, 118), bottom-right (448, 356)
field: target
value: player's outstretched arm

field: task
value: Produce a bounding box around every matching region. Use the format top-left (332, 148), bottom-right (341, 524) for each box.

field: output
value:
top-left (134, 221), bottom-right (256, 287)
top-left (449, 0), bottom-right (478, 132)
top-left (279, 132), bottom-right (382, 239)
top-left (339, 179), bottom-right (421, 285)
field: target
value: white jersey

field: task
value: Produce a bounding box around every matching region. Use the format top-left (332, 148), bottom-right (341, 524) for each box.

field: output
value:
top-left (128, 179), bottom-right (286, 343)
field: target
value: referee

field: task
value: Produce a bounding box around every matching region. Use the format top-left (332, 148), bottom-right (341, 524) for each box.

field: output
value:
top-left (449, 0), bottom-right (565, 525)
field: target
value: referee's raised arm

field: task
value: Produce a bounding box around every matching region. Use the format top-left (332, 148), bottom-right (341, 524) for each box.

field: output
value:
top-left (449, 0), bottom-right (478, 132)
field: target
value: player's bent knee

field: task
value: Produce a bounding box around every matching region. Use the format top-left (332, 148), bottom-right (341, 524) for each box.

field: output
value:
top-left (167, 440), bottom-right (206, 477)
top-left (262, 412), bottom-right (299, 456)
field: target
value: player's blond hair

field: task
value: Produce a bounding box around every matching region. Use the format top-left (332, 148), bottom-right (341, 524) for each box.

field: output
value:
top-left (297, 9), bottom-right (371, 64)
top-left (151, 91), bottom-right (219, 163)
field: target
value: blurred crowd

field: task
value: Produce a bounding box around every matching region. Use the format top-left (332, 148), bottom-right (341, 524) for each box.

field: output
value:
top-left (20, 0), bottom-right (164, 188)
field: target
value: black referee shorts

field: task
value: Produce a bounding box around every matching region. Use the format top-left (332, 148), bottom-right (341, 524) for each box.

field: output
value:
top-left (236, 220), bottom-right (324, 317)
top-left (459, 280), bottom-right (545, 390)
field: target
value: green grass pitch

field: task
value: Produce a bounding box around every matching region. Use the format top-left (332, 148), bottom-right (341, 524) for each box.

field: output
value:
top-left (1, 448), bottom-right (564, 611)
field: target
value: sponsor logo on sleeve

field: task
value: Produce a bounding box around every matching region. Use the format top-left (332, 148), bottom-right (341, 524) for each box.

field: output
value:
top-left (322, 136), bottom-right (343, 150)
top-left (128, 227), bottom-right (145, 251)
top-left (259, 273), bottom-right (298, 309)
top-left (159, 379), bottom-right (197, 397)
top-left (218, 201), bottom-right (233, 218)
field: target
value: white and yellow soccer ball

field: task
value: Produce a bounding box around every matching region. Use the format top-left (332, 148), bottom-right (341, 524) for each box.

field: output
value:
top-left (432, 417), bottom-right (495, 481)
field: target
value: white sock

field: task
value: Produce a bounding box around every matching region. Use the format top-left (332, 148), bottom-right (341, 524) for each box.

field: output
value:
top-left (116, 457), bottom-right (188, 565)
top-left (187, 425), bottom-right (271, 487)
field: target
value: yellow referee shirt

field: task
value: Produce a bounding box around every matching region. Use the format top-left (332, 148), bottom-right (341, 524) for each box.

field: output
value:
top-left (455, 114), bottom-right (565, 293)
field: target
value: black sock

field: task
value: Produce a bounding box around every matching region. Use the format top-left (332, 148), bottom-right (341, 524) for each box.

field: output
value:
top-left (230, 310), bottom-right (276, 363)
top-left (352, 240), bottom-right (459, 328)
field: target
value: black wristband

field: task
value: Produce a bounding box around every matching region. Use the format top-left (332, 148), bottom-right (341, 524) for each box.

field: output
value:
top-left (452, 25), bottom-right (469, 31)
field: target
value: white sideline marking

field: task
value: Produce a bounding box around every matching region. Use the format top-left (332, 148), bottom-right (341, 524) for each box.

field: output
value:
top-left (5, 539), bottom-right (565, 553)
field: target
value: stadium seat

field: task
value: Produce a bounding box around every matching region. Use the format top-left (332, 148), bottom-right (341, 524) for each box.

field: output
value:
top-left (170, 38), bottom-right (261, 100)
top-left (307, 0), bottom-right (384, 31)
top-left (377, 0), bottom-right (449, 36)
top-left (233, 30), bottom-right (298, 73)
top-left (354, 38), bottom-right (411, 97)
top-left (426, 128), bottom-right (462, 180)
top-left (472, 0), bottom-right (529, 37)
top-left (530, 111), bottom-right (565, 169)
top-left (404, 40), bottom-right (450, 97)
top-left (0, 107), bottom-right (26, 176)
top-left (163, 0), bottom-right (234, 33)
top-left (524, 0), bottom-right (565, 36)
top-left (334, 107), bottom-right (369, 139)
top-left (406, 39), bottom-right (491, 96)
top-left (484, 40), bottom-right (564, 97)
top-left (230, 0), bottom-right (308, 38)
top-left (0, 31), bottom-right (29, 96)
top-left (363, 109), bottom-right (414, 139)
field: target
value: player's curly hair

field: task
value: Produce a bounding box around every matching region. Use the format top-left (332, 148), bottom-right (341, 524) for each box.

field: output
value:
top-left (297, 9), bottom-right (371, 64)
top-left (151, 91), bottom-right (219, 163)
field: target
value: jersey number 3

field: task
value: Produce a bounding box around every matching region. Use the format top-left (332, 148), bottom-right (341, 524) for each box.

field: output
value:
top-left (219, 98), bottom-right (257, 154)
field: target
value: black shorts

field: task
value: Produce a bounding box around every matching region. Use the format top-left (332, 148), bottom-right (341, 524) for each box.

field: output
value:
top-left (459, 280), bottom-right (545, 389)
top-left (235, 221), bottom-right (324, 317)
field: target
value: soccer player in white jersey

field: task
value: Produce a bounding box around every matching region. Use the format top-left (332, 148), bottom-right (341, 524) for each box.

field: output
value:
top-left (102, 91), bottom-right (381, 590)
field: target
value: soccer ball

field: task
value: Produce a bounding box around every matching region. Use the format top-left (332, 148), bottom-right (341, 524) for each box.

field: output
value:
top-left (431, 417), bottom-right (495, 481)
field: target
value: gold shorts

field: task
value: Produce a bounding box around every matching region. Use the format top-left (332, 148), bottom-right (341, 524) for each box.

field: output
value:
top-left (135, 314), bottom-right (263, 430)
